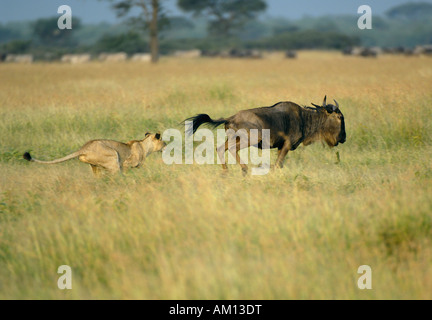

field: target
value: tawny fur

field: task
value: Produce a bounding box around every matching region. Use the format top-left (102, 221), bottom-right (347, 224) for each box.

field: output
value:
top-left (23, 132), bottom-right (166, 176)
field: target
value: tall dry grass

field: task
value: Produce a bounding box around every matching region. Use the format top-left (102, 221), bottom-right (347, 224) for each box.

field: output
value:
top-left (0, 52), bottom-right (432, 299)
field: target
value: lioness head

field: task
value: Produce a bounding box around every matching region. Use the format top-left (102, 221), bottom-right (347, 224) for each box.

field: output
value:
top-left (145, 132), bottom-right (166, 152)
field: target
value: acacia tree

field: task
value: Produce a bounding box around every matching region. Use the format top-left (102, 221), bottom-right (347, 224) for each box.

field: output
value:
top-left (108, 0), bottom-right (167, 63)
top-left (177, 0), bottom-right (267, 37)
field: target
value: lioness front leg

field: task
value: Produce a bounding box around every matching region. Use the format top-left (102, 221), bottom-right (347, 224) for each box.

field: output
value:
top-left (102, 151), bottom-right (122, 174)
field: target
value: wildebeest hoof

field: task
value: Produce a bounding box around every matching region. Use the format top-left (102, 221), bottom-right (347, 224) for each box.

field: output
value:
top-left (220, 169), bottom-right (229, 177)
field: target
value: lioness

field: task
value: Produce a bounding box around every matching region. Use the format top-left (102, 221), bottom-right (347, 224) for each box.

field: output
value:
top-left (23, 132), bottom-right (166, 176)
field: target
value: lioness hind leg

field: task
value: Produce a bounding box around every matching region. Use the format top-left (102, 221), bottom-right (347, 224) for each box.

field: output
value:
top-left (90, 165), bottom-right (102, 177)
top-left (81, 148), bottom-right (122, 175)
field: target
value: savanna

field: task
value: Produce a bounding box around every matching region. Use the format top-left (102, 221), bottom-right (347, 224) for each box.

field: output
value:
top-left (0, 51), bottom-right (431, 299)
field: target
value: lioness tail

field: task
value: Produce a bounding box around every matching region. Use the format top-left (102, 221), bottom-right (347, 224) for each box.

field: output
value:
top-left (23, 151), bottom-right (81, 164)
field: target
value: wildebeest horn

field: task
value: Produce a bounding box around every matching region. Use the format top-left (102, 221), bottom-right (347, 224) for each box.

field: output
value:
top-left (322, 95), bottom-right (327, 107)
top-left (334, 99), bottom-right (339, 109)
top-left (311, 103), bottom-right (322, 109)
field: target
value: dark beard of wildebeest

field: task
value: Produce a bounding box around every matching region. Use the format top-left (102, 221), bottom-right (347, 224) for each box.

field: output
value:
top-left (185, 96), bottom-right (346, 174)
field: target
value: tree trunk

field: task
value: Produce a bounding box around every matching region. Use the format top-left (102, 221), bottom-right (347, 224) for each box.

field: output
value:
top-left (150, 0), bottom-right (159, 63)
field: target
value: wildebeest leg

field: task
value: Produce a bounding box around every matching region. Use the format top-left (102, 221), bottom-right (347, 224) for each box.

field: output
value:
top-left (275, 141), bottom-right (291, 168)
top-left (217, 140), bottom-right (229, 171)
top-left (228, 139), bottom-right (249, 175)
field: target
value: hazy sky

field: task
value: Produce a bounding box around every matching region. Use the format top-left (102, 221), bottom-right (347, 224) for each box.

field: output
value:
top-left (1, 0), bottom-right (431, 23)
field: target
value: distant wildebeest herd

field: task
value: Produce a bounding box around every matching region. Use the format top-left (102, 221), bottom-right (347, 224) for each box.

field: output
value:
top-left (23, 96), bottom-right (346, 176)
top-left (1, 49), bottom-right (297, 64)
top-left (1, 52), bottom-right (152, 64)
top-left (342, 44), bottom-right (432, 57)
top-left (2, 45), bottom-right (431, 63)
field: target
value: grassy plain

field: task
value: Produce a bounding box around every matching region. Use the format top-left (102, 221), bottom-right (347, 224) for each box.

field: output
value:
top-left (0, 51), bottom-right (432, 299)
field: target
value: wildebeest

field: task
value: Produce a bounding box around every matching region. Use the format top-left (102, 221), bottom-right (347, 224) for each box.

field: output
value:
top-left (98, 52), bottom-right (128, 62)
top-left (130, 53), bottom-right (152, 62)
top-left (285, 51), bottom-right (297, 59)
top-left (5, 54), bottom-right (33, 63)
top-left (216, 49), bottom-right (262, 59)
top-left (173, 49), bottom-right (202, 58)
top-left (61, 54), bottom-right (91, 64)
top-left (342, 46), bottom-right (379, 57)
top-left (185, 96), bottom-right (346, 174)
top-left (413, 45), bottom-right (432, 56)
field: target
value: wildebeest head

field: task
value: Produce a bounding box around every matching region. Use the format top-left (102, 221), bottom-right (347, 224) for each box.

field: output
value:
top-left (311, 96), bottom-right (346, 147)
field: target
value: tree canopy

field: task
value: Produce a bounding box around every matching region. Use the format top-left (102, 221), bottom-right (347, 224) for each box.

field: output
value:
top-left (33, 17), bottom-right (81, 46)
top-left (94, 32), bottom-right (147, 54)
top-left (177, 0), bottom-right (267, 37)
top-left (386, 2), bottom-right (432, 20)
top-left (106, 0), bottom-right (167, 63)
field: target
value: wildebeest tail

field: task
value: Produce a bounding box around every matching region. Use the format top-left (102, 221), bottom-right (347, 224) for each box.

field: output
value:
top-left (184, 114), bottom-right (227, 135)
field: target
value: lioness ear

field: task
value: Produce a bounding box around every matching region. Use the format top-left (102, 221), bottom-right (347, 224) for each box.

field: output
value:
top-left (145, 132), bottom-right (151, 137)
top-left (155, 133), bottom-right (161, 140)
